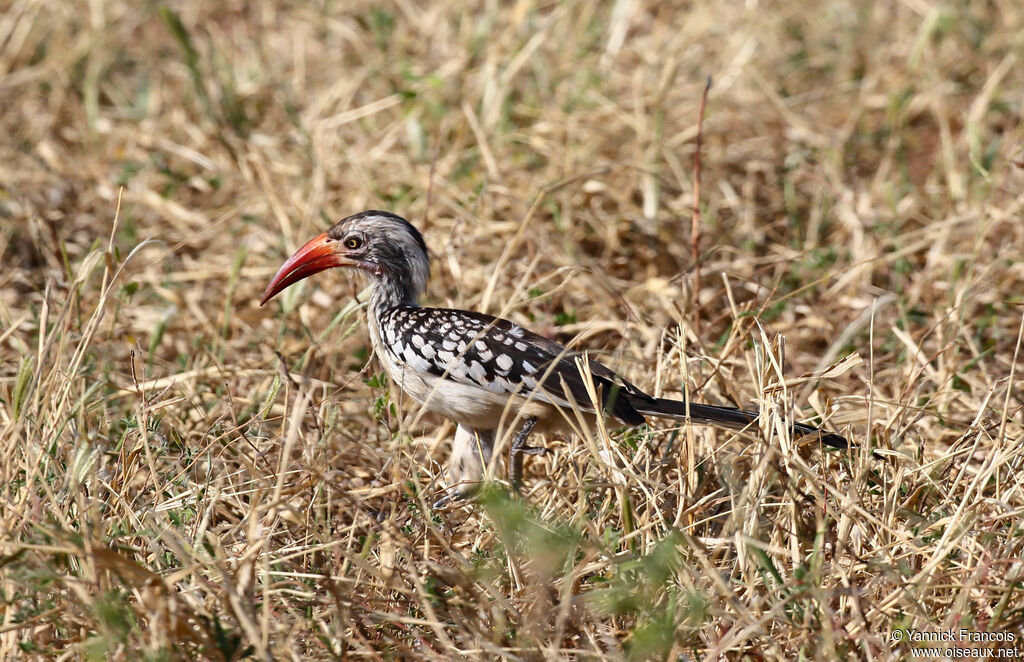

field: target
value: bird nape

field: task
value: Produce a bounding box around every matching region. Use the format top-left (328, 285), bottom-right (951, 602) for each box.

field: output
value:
top-left (262, 210), bottom-right (852, 506)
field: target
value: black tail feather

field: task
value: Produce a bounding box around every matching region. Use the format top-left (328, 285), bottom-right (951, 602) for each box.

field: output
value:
top-left (632, 397), bottom-right (850, 451)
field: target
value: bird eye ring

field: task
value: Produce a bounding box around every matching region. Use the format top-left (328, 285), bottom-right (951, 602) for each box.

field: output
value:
top-left (344, 236), bottom-right (362, 250)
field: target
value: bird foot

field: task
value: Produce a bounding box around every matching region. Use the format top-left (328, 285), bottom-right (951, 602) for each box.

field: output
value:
top-left (432, 491), bottom-right (459, 509)
top-left (433, 483), bottom-right (479, 509)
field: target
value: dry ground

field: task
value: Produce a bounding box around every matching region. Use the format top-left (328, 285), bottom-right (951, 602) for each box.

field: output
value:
top-left (2, 1), bottom-right (1023, 659)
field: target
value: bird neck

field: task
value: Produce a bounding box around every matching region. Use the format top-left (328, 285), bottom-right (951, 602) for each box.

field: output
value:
top-left (368, 272), bottom-right (421, 319)
top-left (366, 249), bottom-right (429, 320)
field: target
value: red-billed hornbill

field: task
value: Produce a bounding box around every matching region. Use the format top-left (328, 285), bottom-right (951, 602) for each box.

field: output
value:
top-left (262, 210), bottom-right (849, 505)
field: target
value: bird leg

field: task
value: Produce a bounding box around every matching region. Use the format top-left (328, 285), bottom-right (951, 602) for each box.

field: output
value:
top-left (434, 425), bottom-right (494, 508)
top-left (509, 416), bottom-right (551, 490)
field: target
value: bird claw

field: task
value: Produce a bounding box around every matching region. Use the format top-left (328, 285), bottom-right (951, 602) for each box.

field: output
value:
top-left (432, 492), bottom-right (458, 509)
top-left (433, 484), bottom-right (478, 509)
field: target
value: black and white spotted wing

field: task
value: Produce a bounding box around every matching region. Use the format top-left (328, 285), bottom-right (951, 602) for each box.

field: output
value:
top-left (377, 307), bottom-right (649, 425)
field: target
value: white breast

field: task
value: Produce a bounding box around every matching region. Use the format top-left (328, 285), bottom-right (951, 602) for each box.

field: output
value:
top-left (369, 314), bottom-right (510, 428)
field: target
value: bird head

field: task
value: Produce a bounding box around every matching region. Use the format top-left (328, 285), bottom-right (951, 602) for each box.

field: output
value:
top-left (260, 210), bottom-right (429, 306)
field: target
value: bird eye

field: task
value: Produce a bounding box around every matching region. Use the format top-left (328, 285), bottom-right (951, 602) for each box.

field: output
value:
top-left (344, 236), bottom-right (362, 250)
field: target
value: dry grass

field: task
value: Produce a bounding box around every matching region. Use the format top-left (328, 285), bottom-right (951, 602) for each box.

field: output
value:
top-left (2, 1), bottom-right (1023, 659)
